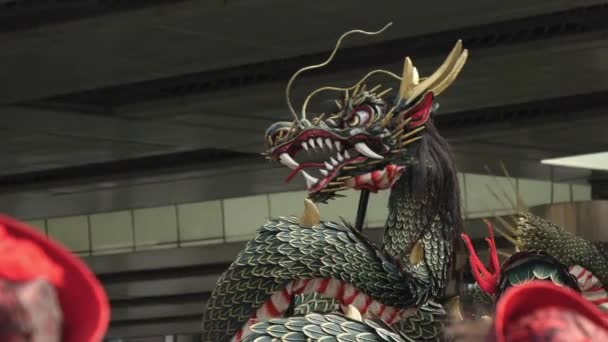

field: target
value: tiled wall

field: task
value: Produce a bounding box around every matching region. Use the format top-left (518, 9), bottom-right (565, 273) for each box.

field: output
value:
top-left (21, 173), bottom-right (592, 256)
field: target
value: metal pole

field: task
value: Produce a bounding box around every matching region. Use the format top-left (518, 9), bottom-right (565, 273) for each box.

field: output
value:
top-left (355, 189), bottom-right (370, 231)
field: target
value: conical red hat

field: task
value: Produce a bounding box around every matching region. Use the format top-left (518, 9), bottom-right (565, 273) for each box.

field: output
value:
top-left (494, 281), bottom-right (608, 342)
top-left (0, 214), bottom-right (109, 342)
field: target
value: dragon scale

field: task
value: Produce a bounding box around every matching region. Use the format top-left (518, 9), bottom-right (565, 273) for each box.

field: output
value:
top-left (204, 25), bottom-right (468, 341)
top-left (203, 217), bottom-right (430, 341)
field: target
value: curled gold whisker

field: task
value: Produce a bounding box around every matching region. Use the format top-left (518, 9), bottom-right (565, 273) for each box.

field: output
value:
top-left (286, 22), bottom-right (393, 122)
top-left (401, 136), bottom-right (422, 146)
top-left (301, 69), bottom-right (402, 118)
top-left (391, 117), bottom-right (413, 137)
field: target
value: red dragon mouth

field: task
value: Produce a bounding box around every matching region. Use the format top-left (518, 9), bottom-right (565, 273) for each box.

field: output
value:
top-left (271, 129), bottom-right (402, 194)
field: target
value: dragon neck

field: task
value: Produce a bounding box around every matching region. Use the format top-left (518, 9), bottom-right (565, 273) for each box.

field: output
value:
top-left (382, 174), bottom-right (435, 261)
top-left (380, 124), bottom-right (462, 298)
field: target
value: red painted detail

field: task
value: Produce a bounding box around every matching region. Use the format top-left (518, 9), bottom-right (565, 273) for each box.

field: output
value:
top-left (371, 170), bottom-right (383, 185)
top-left (337, 281), bottom-right (345, 302)
top-left (387, 308), bottom-right (400, 324)
top-left (361, 296), bottom-right (373, 314)
top-left (264, 299), bottom-right (281, 317)
top-left (461, 221), bottom-right (500, 295)
top-left (234, 330), bottom-right (243, 341)
top-left (583, 273), bottom-right (594, 288)
top-left (292, 279), bottom-right (309, 293)
top-left (354, 174), bottom-right (362, 187)
top-left (281, 287), bottom-right (291, 302)
top-left (495, 281), bottom-right (608, 342)
top-left (577, 269), bottom-right (588, 279)
top-left (592, 297), bottom-right (608, 305)
top-left (318, 278), bottom-right (330, 294)
top-left (399, 92), bottom-right (434, 128)
top-left (378, 303), bottom-right (386, 317)
top-left (343, 289), bottom-right (359, 305)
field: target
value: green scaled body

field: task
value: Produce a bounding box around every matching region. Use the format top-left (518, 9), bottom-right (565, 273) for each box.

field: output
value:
top-left (517, 213), bottom-right (608, 289)
top-left (290, 293), bottom-right (339, 316)
top-left (393, 301), bottom-right (445, 341)
top-left (243, 312), bottom-right (416, 342)
top-left (495, 251), bottom-right (581, 298)
top-left (202, 216), bottom-right (430, 341)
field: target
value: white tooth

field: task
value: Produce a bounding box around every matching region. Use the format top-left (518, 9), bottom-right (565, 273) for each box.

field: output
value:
top-left (302, 141), bottom-right (309, 151)
top-left (309, 138), bottom-right (316, 148)
top-left (279, 153), bottom-right (299, 169)
top-left (344, 150), bottom-right (351, 159)
top-left (331, 157), bottom-right (339, 166)
top-left (337, 152), bottom-right (344, 162)
top-left (320, 169), bottom-right (329, 176)
top-left (325, 162), bottom-right (334, 170)
top-left (301, 171), bottom-right (318, 189)
top-left (335, 141), bottom-right (342, 150)
top-left (325, 138), bottom-right (333, 150)
top-left (316, 137), bottom-right (324, 149)
top-left (354, 142), bottom-right (383, 159)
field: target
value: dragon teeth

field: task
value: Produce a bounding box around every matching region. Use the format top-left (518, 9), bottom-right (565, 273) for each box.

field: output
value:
top-left (301, 141), bottom-right (309, 151)
top-left (325, 162), bottom-right (334, 171)
top-left (330, 157), bottom-right (339, 166)
top-left (325, 138), bottom-right (333, 150)
top-left (316, 137), bottom-right (324, 149)
top-left (344, 150), bottom-right (351, 159)
top-left (308, 138), bottom-right (316, 148)
top-left (320, 169), bottom-right (329, 176)
top-left (335, 141), bottom-right (342, 150)
top-left (354, 142), bottom-right (383, 159)
top-left (301, 171), bottom-right (318, 189)
top-left (336, 152), bottom-right (344, 162)
top-left (279, 153), bottom-right (299, 169)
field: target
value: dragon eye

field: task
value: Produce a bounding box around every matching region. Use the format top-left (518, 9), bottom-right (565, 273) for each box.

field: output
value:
top-left (271, 128), bottom-right (290, 144)
top-left (265, 122), bottom-right (292, 147)
top-left (346, 105), bottom-right (372, 127)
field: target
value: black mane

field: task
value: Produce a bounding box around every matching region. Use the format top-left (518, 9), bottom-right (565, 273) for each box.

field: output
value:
top-left (406, 115), bottom-right (463, 239)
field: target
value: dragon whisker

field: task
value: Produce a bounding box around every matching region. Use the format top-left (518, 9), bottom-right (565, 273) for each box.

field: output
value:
top-left (381, 107), bottom-right (396, 127)
top-left (369, 84), bottom-right (383, 93)
top-left (390, 117), bottom-right (413, 136)
top-left (377, 88), bottom-right (393, 98)
top-left (336, 176), bottom-right (352, 181)
top-left (353, 83), bottom-right (361, 96)
top-left (320, 186), bottom-right (350, 193)
top-left (490, 213), bottom-right (519, 236)
top-left (399, 125), bottom-right (426, 141)
top-left (497, 250), bottom-right (513, 258)
top-left (401, 136), bottom-right (422, 146)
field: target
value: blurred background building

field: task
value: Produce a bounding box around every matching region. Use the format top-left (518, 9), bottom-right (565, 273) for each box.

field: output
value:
top-left (0, 0), bottom-right (607, 340)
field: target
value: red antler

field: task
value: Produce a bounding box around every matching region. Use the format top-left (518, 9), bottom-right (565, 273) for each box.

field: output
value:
top-left (461, 221), bottom-right (500, 295)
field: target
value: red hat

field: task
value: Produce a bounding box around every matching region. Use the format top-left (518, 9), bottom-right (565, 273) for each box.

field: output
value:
top-left (494, 281), bottom-right (608, 342)
top-left (0, 214), bottom-right (109, 342)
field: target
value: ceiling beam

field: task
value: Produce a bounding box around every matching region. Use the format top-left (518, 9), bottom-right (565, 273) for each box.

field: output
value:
top-left (1, 0), bottom-right (605, 103)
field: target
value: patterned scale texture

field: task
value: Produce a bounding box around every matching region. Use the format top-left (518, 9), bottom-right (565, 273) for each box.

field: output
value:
top-left (383, 182), bottom-right (453, 300)
top-left (517, 213), bottom-right (608, 289)
top-left (393, 301), bottom-right (445, 341)
top-left (202, 216), bottom-right (429, 341)
top-left (381, 178), bottom-right (455, 341)
top-left (495, 252), bottom-right (581, 298)
top-left (242, 312), bottom-right (416, 342)
top-left (290, 293), bottom-right (339, 316)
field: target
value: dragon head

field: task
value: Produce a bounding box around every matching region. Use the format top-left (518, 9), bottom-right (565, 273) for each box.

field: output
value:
top-left (264, 24), bottom-right (468, 202)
